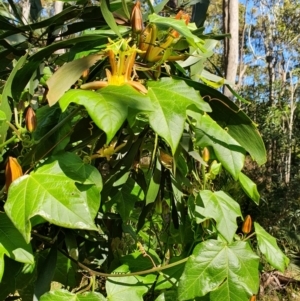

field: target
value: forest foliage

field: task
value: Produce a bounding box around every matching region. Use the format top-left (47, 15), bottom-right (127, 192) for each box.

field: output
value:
top-left (0, 0), bottom-right (294, 300)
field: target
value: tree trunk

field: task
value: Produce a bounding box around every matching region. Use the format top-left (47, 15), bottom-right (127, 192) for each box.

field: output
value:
top-left (223, 0), bottom-right (239, 98)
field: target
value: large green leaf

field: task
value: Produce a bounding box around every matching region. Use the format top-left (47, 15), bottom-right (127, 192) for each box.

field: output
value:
top-left (254, 222), bottom-right (289, 272)
top-left (148, 78), bottom-right (211, 154)
top-left (47, 54), bottom-right (103, 106)
top-left (179, 78), bottom-right (266, 165)
top-left (238, 172), bottom-right (260, 205)
top-left (40, 290), bottom-right (106, 301)
top-left (0, 54), bottom-right (27, 150)
top-left (59, 86), bottom-right (152, 143)
top-left (195, 191), bottom-right (242, 243)
top-left (194, 114), bottom-right (245, 179)
top-left (178, 240), bottom-right (259, 301)
top-left (4, 152), bottom-right (102, 243)
top-left (0, 213), bottom-right (34, 281)
top-left (113, 178), bottom-right (144, 222)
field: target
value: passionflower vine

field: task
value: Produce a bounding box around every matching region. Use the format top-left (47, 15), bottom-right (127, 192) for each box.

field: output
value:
top-left (81, 38), bottom-right (147, 94)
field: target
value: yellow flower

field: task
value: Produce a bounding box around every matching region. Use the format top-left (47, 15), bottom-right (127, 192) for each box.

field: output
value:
top-left (81, 38), bottom-right (147, 94)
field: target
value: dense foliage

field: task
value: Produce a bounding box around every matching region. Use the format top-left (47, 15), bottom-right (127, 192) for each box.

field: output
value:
top-left (0, 0), bottom-right (290, 300)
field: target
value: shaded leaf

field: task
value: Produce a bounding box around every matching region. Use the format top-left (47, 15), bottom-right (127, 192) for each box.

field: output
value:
top-left (194, 114), bottom-right (245, 179)
top-left (196, 191), bottom-right (242, 243)
top-left (4, 152), bottom-right (102, 243)
top-left (0, 54), bottom-right (27, 150)
top-left (59, 86), bottom-right (152, 143)
top-left (34, 246), bottom-right (57, 301)
top-left (178, 240), bottom-right (259, 301)
top-left (0, 213), bottom-right (34, 281)
top-left (47, 54), bottom-right (103, 106)
top-left (114, 178), bottom-right (144, 222)
top-left (254, 222), bottom-right (289, 272)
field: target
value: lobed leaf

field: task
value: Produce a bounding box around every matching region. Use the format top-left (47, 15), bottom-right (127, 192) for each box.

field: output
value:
top-left (59, 86), bottom-right (152, 143)
top-left (148, 78), bottom-right (211, 154)
top-left (178, 240), bottom-right (259, 301)
top-left (4, 152), bottom-right (102, 243)
top-left (196, 191), bottom-right (242, 243)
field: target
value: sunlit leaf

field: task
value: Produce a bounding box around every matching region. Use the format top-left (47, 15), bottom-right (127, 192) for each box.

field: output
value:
top-left (254, 222), bottom-right (289, 272)
top-left (40, 290), bottom-right (106, 301)
top-left (196, 191), bottom-right (242, 243)
top-left (148, 14), bottom-right (205, 49)
top-left (239, 172), bottom-right (260, 205)
top-left (148, 78), bottom-right (211, 154)
top-left (59, 86), bottom-right (152, 143)
top-left (4, 152), bottom-right (102, 243)
top-left (178, 240), bottom-right (259, 301)
top-left (180, 78), bottom-right (266, 165)
top-left (194, 114), bottom-right (245, 179)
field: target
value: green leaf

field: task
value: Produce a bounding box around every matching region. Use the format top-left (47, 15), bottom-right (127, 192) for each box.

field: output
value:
top-left (100, 0), bottom-right (122, 38)
top-left (4, 152), bottom-right (102, 243)
top-left (148, 14), bottom-right (204, 49)
top-left (155, 290), bottom-right (178, 301)
top-left (179, 78), bottom-right (266, 165)
top-left (47, 54), bottom-right (103, 106)
top-left (238, 172), bottom-right (260, 205)
top-left (196, 191), bottom-right (242, 243)
top-left (0, 54), bottom-right (27, 150)
top-left (178, 240), bottom-right (259, 301)
top-left (106, 272), bottom-right (153, 301)
top-left (155, 257), bottom-right (185, 290)
top-left (40, 290), bottom-right (106, 301)
top-left (254, 222), bottom-right (289, 272)
top-left (0, 212), bottom-right (34, 281)
top-left (59, 86), bottom-right (152, 143)
top-left (148, 78), bottom-right (211, 154)
top-left (194, 114), bottom-right (245, 180)
top-left (0, 109), bottom-right (6, 125)
top-left (114, 178), bottom-right (144, 222)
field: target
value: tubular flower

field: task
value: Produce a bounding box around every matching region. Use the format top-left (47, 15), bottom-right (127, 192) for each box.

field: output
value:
top-left (139, 11), bottom-right (190, 62)
top-left (81, 38), bottom-right (147, 94)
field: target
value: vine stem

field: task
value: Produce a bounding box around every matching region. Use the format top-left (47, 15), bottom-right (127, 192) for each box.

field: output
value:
top-left (59, 248), bottom-right (188, 278)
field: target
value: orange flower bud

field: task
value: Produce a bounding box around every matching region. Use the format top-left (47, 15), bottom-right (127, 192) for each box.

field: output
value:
top-left (202, 147), bottom-right (210, 162)
top-left (130, 0), bottom-right (143, 33)
top-left (25, 107), bottom-right (37, 133)
top-left (242, 215), bottom-right (252, 234)
top-left (5, 157), bottom-right (23, 191)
